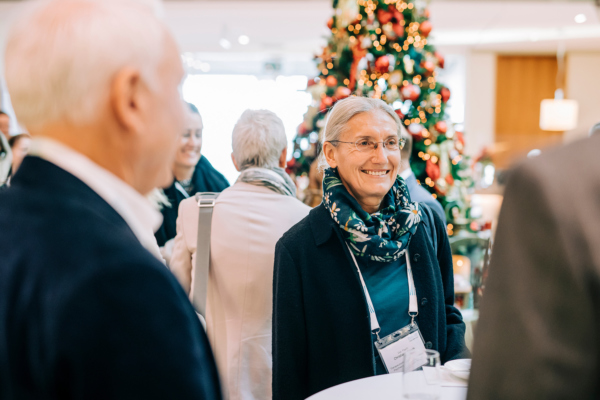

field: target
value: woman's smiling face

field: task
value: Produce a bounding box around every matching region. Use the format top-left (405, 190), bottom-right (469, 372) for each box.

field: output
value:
top-left (174, 113), bottom-right (202, 169)
top-left (324, 109), bottom-right (400, 214)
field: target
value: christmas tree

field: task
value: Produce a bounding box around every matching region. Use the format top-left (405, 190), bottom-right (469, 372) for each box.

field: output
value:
top-left (288, 0), bottom-right (475, 232)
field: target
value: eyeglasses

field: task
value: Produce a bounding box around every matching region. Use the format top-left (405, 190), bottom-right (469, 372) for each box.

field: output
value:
top-left (328, 137), bottom-right (406, 152)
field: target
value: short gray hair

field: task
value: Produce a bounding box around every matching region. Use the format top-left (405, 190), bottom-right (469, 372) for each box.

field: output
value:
top-left (232, 109), bottom-right (287, 170)
top-left (5, 0), bottom-right (166, 129)
top-left (319, 96), bottom-right (402, 171)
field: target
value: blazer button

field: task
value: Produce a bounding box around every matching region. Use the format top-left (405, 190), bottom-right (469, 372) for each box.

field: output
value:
top-left (426, 342), bottom-right (433, 349)
top-left (413, 253), bottom-right (421, 263)
top-left (421, 298), bottom-right (428, 307)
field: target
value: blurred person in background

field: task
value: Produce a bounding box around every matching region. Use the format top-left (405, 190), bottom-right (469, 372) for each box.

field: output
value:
top-left (272, 97), bottom-right (468, 400)
top-left (170, 109), bottom-right (310, 400)
top-left (0, 111), bottom-right (12, 185)
top-left (0, 1), bottom-right (221, 398)
top-left (399, 129), bottom-right (446, 225)
top-left (468, 133), bottom-right (600, 399)
top-left (155, 104), bottom-right (229, 259)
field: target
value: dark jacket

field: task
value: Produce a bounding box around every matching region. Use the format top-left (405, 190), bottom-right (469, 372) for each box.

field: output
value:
top-left (404, 171), bottom-right (446, 225)
top-left (272, 203), bottom-right (469, 400)
top-left (0, 156), bottom-right (222, 400)
top-left (155, 156), bottom-right (229, 246)
top-left (468, 134), bottom-right (600, 399)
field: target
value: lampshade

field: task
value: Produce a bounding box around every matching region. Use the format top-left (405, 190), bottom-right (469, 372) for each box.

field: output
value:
top-left (539, 99), bottom-right (579, 131)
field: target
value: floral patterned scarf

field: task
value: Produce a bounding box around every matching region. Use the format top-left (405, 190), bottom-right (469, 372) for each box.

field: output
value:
top-left (322, 168), bottom-right (422, 262)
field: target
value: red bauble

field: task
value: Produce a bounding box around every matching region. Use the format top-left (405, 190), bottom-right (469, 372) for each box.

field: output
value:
top-left (435, 51), bottom-right (445, 69)
top-left (327, 18), bottom-right (334, 30)
top-left (440, 87), bottom-right (451, 103)
top-left (377, 8), bottom-right (393, 25)
top-left (335, 86), bottom-right (352, 99)
top-left (426, 160), bottom-right (441, 181)
top-left (320, 96), bottom-right (334, 112)
top-left (393, 23), bottom-right (405, 38)
top-left (375, 56), bottom-right (390, 72)
top-left (422, 61), bottom-right (435, 74)
top-left (419, 20), bottom-right (433, 37)
top-left (298, 122), bottom-right (309, 135)
top-left (445, 174), bottom-right (454, 186)
top-left (394, 109), bottom-right (405, 119)
top-left (435, 121), bottom-right (447, 134)
top-left (326, 75), bottom-right (338, 87)
top-left (401, 85), bottom-right (421, 102)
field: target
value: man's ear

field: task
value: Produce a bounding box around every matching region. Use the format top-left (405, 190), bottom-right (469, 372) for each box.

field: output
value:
top-left (279, 147), bottom-right (287, 168)
top-left (231, 152), bottom-right (241, 172)
top-left (322, 141), bottom-right (338, 169)
top-left (110, 67), bottom-right (146, 136)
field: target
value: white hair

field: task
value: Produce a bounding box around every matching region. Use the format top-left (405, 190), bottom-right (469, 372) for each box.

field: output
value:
top-left (5, 0), bottom-right (167, 129)
top-left (232, 109), bottom-right (287, 170)
top-left (318, 96), bottom-right (402, 171)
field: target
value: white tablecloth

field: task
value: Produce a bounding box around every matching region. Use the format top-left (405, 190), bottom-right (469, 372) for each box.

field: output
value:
top-left (306, 371), bottom-right (467, 400)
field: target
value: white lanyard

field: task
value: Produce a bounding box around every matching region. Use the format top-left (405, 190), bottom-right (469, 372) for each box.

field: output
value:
top-left (347, 245), bottom-right (418, 338)
top-left (174, 181), bottom-right (191, 199)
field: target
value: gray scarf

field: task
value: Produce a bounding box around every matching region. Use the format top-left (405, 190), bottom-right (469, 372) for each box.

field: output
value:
top-left (236, 167), bottom-right (297, 197)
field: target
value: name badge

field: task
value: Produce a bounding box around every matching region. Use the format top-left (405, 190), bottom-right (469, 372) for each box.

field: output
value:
top-left (375, 322), bottom-right (427, 374)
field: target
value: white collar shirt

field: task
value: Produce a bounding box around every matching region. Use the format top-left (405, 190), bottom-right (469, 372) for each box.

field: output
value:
top-left (29, 137), bottom-right (164, 262)
top-left (400, 167), bottom-right (414, 181)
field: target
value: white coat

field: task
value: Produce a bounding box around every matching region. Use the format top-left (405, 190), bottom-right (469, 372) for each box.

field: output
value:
top-left (170, 182), bottom-right (310, 400)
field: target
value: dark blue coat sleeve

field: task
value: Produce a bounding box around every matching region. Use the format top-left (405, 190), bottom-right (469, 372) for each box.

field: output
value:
top-left (54, 263), bottom-right (222, 400)
top-left (272, 241), bottom-right (309, 400)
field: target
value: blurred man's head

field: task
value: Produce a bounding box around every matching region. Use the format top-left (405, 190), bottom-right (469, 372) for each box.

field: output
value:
top-left (399, 125), bottom-right (412, 172)
top-left (0, 111), bottom-right (9, 138)
top-left (4, 0), bottom-right (186, 194)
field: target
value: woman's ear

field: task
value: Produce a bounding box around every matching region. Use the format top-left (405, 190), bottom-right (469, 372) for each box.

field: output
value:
top-left (231, 153), bottom-right (241, 172)
top-left (279, 147), bottom-right (287, 168)
top-left (322, 141), bottom-right (338, 169)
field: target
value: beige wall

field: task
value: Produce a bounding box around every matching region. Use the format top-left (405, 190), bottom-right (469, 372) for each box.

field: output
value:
top-left (564, 52), bottom-right (600, 142)
top-left (464, 52), bottom-right (496, 157)
top-left (464, 51), bottom-right (600, 160)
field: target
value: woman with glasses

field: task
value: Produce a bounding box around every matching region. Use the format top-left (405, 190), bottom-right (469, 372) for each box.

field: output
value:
top-left (272, 97), bottom-right (469, 400)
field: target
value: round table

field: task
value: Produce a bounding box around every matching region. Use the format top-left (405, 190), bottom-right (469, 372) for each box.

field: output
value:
top-left (306, 372), bottom-right (467, 400)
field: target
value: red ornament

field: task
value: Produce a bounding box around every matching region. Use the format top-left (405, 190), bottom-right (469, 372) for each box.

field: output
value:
top-left (435, 51), bottom-right (445, 69)
top-left (426, 160), bottom-right (441, 181)
top-left (377, 8), bottom-right (393, 25)
top-left (326, 75), bottom-right (338, 87)
top-left (445, 174), bottom-right (454, 186)
top-left (394, 109), bottom-right (405, 119)
top-left (422, 61), bottom-right (435, 74)
top-left (440, 87), bottom-right (451, 103)
top-left (393, 23), bottom-right (405, 38)
top-left (327, 18), bottom-right (334, 30)
top-left (401, 85), bottom-right (421, 102)
top-left (298, 122), bottom-right (309, 135)
top-left (375, 56), bottom-right (390, 72)
top-left (335, 86), bottom-right (352, 99)
top-left (435, 121), bottom-right (447, 134)
top-left (419, 20), bottom-right (433, 37)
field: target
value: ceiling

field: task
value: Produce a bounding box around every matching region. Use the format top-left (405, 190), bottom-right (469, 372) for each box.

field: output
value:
top-left (1, 1), bottom-right (599, 75)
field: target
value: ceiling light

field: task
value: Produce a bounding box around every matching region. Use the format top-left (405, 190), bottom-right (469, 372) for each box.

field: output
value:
top-left (219, 38), bottom-right (231, 50)
top-left (238, 35), bottom-right (250, 45)
top-left (575, 14), bottom-right (587, 24)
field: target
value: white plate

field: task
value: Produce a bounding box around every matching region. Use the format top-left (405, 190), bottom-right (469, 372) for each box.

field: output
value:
top-left (444, 359), bottom-right (471, 381)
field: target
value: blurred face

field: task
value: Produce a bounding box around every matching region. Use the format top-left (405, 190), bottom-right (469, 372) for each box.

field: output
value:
top-left (134, 34), bottom-right (186, 193)
top-left (11, 136), bottom-right (31, 172)
top-left (324, 110), bottom-right (400, 213)
top-left (0, 114), bottom-right (9, 138)
top-left (174, 113), bottom-right (202, 169)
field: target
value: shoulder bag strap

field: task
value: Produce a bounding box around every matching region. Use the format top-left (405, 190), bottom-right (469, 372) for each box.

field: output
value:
top-left (192, 192), bottom-right (219, 316)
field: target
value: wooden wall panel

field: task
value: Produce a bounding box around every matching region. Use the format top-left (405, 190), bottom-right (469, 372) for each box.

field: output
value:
top-left (494, 55), bottom-right (563, 169)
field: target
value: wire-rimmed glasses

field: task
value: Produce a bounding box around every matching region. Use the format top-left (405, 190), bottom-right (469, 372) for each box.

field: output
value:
top-left (328, 137), bottom-right (406, 152)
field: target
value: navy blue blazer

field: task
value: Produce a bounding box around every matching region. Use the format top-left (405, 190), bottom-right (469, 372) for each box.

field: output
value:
top-left (404, 171), bottom-right (447, 225)
top-left (0, 156), bottom-right (222, 400)
top-left (155, 156), bottom-right (229, 246)
top-left (272, 203), bottom-right (469, 400)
